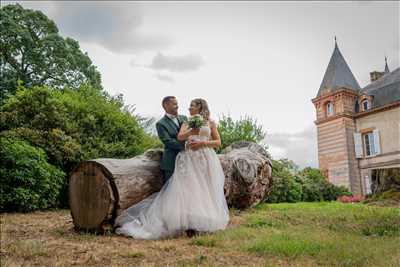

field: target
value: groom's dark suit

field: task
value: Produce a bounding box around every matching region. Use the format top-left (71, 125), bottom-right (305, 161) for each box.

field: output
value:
top-left (156, 114), bottom-right (187, 183)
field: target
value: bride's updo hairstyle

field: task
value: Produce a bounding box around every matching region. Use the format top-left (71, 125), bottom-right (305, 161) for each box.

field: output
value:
top-left (192, 98), bottom-right (210, 121)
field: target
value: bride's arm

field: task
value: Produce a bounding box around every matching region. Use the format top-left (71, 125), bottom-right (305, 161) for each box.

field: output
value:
top-left (203, 120), bottom-right (221, 148)
top-left (177, 122), bottom-right (193, 141)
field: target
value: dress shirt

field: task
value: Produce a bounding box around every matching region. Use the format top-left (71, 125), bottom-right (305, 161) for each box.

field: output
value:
top-left (165, 113), bottom-right (179, 127)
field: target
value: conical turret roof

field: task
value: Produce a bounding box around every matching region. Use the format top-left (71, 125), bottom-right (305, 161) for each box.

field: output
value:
top-left (317, 41), bottom-right (361, 97)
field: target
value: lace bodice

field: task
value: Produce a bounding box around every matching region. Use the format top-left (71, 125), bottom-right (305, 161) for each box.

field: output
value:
top-left (184, 125), bottom-right (211, 151)
top-left (192, 125), bottom-right (211, 141)
top-left (199, 125), bottom-right (211, 138)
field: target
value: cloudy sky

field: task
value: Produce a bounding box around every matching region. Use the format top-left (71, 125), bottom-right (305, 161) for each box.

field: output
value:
top-left (5, 1), bottom-right (399, 168)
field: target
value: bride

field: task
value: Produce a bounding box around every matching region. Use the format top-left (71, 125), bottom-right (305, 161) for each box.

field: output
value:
top-left (114, 98), bottom-right (229, 239)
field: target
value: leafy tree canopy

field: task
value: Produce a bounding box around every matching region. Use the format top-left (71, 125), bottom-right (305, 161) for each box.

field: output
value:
top-left (0, 4), bottom-right (102, 100)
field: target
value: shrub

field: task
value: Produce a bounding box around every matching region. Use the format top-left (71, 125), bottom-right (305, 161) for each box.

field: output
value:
top-left (0, 85), bottom-right (161, 208)
top-left (1, 84), bottom-right (159, 165)
top-left (298, 167), bottom-right (352, 202)
top-left (267, 175), bottom-right (303, 203)
top-left (266, 163), bottom-right (352, 203)
top-left (0, 137), bottom-right (65, 212)
top-left (266, 160), bottom-right (303, 203)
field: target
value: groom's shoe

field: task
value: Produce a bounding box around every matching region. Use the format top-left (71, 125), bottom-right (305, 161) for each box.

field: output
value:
top-left (185, 229), bottom-right (198, 238)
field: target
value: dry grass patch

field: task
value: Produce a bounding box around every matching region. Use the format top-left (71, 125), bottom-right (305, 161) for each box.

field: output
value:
top-left (1, 209), bottom-right (264, 266)
top-left (1, 203), bottom-right (399, 266)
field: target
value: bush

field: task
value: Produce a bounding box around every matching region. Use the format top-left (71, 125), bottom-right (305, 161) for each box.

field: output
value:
top-left (1, 84), bottom-right (157, 165)
top-left (267, 175), bottom-right (303, 203)
top-left (266, 162), bottom-right (352, 203)
top-left (1, 84), bottom-right (159, 207)
top-left (266, 160), bottom-right (303, 203)
top-left (298, 168), bottom-right (352, 201)
top-left (0, 137), bottom-right (65, 212)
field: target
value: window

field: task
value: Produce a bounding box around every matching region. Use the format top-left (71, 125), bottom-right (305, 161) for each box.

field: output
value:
top-left (362, 99), bottom-right (370, 111)
top-left (364, 132), bottom-right (375, 156)
top-left (354, 100), bottom-right (360, 112)
top-left (355, 130), bottom-right (381, 158)
top-left (326, 102), bottom-right (334, 116)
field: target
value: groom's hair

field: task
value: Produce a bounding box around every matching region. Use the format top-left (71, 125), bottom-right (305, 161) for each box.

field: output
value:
top-left (162, 96), bottom-right (176, 108)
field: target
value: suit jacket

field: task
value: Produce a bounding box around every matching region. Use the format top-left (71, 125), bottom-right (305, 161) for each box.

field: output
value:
top-left (156, 114), bottom-right (188, 171)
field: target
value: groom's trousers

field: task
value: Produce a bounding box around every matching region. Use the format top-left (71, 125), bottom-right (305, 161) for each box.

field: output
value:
top-left (162, 169), bottom-right (174, 184)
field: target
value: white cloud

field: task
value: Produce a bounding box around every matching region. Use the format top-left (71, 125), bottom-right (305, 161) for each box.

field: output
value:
top-left (154, 73), bottom-right (175, 83)
top-left (6, 1), bottom-right (172, 54)
top-left (148, 52), bottom-right (205, 72)
top-left (266, 125), bottom-right (318, 168)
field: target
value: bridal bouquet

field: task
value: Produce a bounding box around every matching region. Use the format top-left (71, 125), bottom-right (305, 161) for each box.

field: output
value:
top-left (188, 114), bottom-right (205, 129)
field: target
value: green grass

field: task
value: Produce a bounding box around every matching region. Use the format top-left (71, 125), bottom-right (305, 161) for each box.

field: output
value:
top-left (190, 236), bottom-right (217, 247)
top-left (191, 202), bottom-right (400, 266)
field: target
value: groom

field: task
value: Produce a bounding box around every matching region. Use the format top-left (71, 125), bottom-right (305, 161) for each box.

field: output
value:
top-left (156, 96), bottom-right (187, 184)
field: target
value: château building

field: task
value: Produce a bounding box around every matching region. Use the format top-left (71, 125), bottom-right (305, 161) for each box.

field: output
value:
top-left (312, 41), bottom-right (400, 195)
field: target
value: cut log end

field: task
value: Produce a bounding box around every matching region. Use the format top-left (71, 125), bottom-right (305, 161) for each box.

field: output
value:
top-left (69, 161), bottom-right (115, 231)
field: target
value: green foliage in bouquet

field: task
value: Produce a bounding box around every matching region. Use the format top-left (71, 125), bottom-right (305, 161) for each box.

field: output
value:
top-left (188, 114), bottom-right (205, 129)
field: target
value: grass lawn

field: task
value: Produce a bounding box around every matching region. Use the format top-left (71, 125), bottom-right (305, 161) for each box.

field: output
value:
top-left (1, 202), bottom-right (399, 266)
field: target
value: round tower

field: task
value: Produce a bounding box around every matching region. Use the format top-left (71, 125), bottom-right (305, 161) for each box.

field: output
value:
top-left (311, 40), bottom-right (362, 194)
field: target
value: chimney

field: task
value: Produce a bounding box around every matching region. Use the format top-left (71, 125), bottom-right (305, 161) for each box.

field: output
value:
top-left (370, 71), bottom-right (384, 82)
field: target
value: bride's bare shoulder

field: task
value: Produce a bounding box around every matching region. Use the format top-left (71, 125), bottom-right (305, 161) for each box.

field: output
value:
top-left (208, 118), bottom-right (218, 128)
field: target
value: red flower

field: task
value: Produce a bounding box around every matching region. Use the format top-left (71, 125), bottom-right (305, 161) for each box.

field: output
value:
top-left (337, 194), bottom-right (364, 203)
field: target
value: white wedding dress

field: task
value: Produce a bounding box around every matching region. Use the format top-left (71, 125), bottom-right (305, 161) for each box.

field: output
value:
top-left (114, 124), bottom-right (229, 239)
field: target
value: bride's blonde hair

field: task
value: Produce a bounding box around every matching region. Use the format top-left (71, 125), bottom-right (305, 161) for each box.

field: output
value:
top-left (191, 98), bottom-right (210, 121)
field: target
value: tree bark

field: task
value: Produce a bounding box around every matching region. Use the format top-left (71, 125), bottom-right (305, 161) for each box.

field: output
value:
top-left (69, 142), bottom-right (272, 231)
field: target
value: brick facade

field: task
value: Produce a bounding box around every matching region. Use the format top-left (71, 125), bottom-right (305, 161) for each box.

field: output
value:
top-left (312, 90), bottom-right (362, 194)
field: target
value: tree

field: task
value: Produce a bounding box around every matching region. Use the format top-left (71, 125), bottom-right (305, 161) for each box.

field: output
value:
top-left (273, 158), bottom-right (299, 174)
top-left (0, 4), bottom-right (102, 101)
top-left (217, 114), bottom-right (267, 153)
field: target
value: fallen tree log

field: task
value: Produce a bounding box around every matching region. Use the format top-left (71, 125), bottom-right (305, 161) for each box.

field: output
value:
top-left (69, 142), bottom-right (273, 231)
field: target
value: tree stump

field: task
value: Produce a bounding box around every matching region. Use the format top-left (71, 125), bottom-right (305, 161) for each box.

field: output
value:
top-left (69, 142), bottom-right (272, 231)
